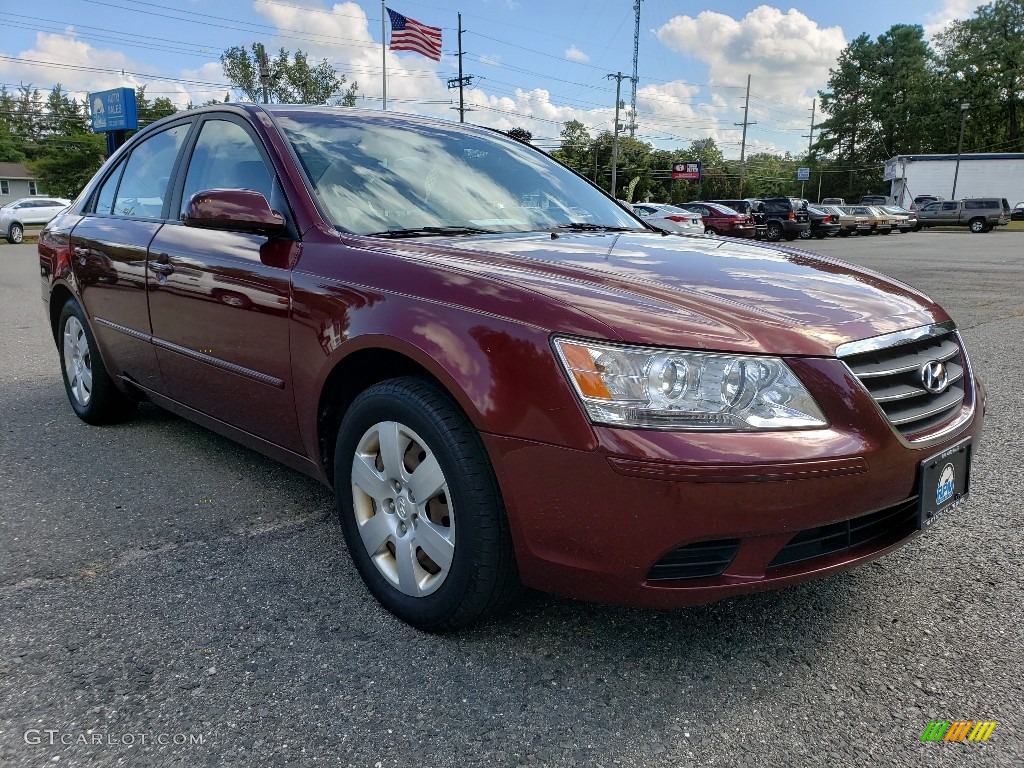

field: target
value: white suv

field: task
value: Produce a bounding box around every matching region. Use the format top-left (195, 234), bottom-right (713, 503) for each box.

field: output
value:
top-left (1, 197), bottom-right (71, 243)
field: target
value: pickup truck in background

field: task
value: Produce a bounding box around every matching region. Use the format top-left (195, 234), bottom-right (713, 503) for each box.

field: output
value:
top-left (914, 198), bottom-right (1011, 233)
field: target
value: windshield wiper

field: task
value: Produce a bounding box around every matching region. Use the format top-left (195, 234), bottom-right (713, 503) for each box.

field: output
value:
top-left (365, 225), bottom-right (500, 238)
top-left (555, 222), bottom-right (635, 232)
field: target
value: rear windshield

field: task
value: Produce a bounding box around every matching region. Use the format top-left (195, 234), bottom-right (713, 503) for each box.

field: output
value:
top-left (274, 112), bottom-right (642, 235)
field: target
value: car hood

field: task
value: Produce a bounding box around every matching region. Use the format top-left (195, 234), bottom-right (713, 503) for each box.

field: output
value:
top-left (383, 231), bottom-right (949, 357)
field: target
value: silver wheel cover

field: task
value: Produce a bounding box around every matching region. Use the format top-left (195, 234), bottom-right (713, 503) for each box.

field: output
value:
top-left (350, 421), bottom-right (455, 597)
top-left (63, 316), bottom-right (93, 406)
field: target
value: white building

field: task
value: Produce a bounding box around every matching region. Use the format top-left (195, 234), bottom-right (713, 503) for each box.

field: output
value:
top-left (885, 153), bottom-right (1024, 208)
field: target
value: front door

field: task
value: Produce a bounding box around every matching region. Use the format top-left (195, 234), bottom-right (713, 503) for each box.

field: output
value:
top-left (146, 116), bottom-right (302, 452)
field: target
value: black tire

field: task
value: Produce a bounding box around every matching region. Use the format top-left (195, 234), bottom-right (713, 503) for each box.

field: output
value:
top-left (838, 230), bottom-right (850, 237)
top-left (705, 227), bottom-right (718, 236)
top-left (334, 377), bottom-right (519, 631)
top-left (969, 218), bottom-right (986, 234)
top-left (880, 228), bottom-right (891, 235)
top-left (57, 298), bottom-right (137, 425)
top-left (766, 222), bottom-right (783, 242)
top-left (816, 231), bottom-right (827, 239)
top-left (914, 223), bottom-right (923, 232)
top-left (7, 223), bottom-right (23, 244)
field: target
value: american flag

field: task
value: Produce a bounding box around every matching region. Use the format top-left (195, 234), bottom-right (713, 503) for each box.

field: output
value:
top-left (386, 7), bottom-right (442, 61)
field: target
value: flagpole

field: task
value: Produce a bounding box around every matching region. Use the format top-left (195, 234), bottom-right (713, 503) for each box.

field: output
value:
top-left (381, 0), bottom-right (388, 110)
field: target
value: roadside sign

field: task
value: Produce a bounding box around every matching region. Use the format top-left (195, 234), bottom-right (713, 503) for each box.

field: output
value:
top-left (672, 161), bottom-right (701, 181)
top-left (796, 167), bottom-right (810, 181)
top-left (89, 88), bottom-right (139, 133)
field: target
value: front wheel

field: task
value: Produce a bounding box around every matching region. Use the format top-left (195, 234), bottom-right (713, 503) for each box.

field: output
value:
top-left (334, 377), bottom-right (519, 631)
top-left (57, 299), bottom-right (137, 424)
top-left (704, 227), bottom-right (718, 236)
top-left (7, 223), bottom-right (23, 244)
top-left (798, 228), bottom-right (812, 239)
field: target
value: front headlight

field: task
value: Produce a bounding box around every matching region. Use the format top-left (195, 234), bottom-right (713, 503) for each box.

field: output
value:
top-left (553, 337), bottom-right (828, 431)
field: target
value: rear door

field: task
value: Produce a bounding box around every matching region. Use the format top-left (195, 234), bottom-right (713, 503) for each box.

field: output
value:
top-left (69, 120), bottom-right (194, 391)
top-left (146, 114), bottom-right (302, 451)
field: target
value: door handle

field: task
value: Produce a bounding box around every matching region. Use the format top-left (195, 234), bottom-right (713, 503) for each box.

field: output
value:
top-left (150, 262), bottom-right (174, 275)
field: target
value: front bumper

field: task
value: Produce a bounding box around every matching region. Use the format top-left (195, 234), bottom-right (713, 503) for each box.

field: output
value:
top-left (486, 358), bottom-right (986, 609)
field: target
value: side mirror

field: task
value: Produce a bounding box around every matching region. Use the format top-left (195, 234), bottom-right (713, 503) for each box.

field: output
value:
top-left (183, 189), bottom-right (285, 237)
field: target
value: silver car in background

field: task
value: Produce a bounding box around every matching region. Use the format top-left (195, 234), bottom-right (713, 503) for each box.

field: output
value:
top-left (1, 197), bottom-right (71, 243)
top-left (627, 202), bottom-right (705, 235)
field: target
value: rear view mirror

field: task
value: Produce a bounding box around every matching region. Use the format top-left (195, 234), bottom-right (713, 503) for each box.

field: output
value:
top-left (183, 189), bottom-right (285, 237)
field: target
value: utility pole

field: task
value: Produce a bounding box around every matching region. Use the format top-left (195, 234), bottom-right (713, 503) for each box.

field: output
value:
top-left (803, 99), bottom-right (816, 155)
top-left (446, 13), bottom-right (474, 122)
top-left (952, 102), bottom-right (970, 199)
top-left (607, 72), bottom-right (635, 198)
top-left (629, 0), bottom-right (642, 138)
top-left (257, 43), bottom-right (271, 104)
top-left (735, 74), bottom-right (756, 198)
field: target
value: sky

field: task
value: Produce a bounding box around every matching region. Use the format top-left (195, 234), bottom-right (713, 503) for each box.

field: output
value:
top-left (0, 0), bottom-right (980, 158)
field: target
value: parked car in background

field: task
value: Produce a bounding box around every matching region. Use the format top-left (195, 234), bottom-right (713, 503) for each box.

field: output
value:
top-left (706, 199), bottom-right (767, 239)
top-left (628, 202), bottom-right (704, 235)
top-left (915, 199), bottom-right (1010, 232)
top-left (909, 194), bottom-right (941, 211)
top-left (879, 205), bottom-right (917, 233)
top-left (683, 200), bottom-right (757, 238)
top-left (821, 197), bottom-right (845, 206)
top-left (842, 205), bottom-right (890, 234)
top-left (819, 205), bottom-right (869, 236)
top-left (759, 197), bottom-right (810, 241)
top-left (860, 195), bottom-right (890, 206)
top-left (1, 197), bottom-right (72, 243)
top-left (39, 103), bottom-right (986, 630)
top-left (800, 206), bottom-right (841, 239)
top-left (869, 206), bottom-right (900, 234)
top-left (1010, 202), bottom-right (1024, 221)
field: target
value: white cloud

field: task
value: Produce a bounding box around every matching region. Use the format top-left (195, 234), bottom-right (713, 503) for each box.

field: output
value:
top-left (923, 0), bottom-right (976, 38)
top-left (565, 46), bottom-right (590, 63)
top-left (479, 54), bottom-right (502, 67)
top-left (655, 7), bottom-right (846, 107)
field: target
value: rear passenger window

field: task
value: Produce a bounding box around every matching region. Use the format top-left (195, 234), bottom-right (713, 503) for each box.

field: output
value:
top-left (94, 160), bottom-right (126, 215)
top-left (941, 202), bottom-right (958, 211)
top-left (114, 124), bottom-right (190, 219)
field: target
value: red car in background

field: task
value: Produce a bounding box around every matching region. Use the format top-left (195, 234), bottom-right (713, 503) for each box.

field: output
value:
top-left (39, 105), bottom-right (985, 631)
top-left (684, 200), bottom-right (757, 238)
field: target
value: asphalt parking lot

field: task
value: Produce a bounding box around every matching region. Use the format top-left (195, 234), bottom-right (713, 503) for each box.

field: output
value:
top-left (1, 232), bottom-right (1021, 767)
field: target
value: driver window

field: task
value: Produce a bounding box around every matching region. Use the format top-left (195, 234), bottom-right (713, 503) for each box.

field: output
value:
top-left (181, 120), bottom-right (273, 218)
top-left (113, 124), bottom-right (189, 219)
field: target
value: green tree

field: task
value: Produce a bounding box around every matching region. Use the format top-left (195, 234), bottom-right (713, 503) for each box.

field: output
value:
top-left (505, 127), bottom-right (532, 143)
top-left (29, 86), bottom-right (106, 199)
top-left (936, 0), bottom-right (1024, 152)
top-left (221, 43), bottom-right (358, 105)
top-left (552, 119), bottom-right (591, 174)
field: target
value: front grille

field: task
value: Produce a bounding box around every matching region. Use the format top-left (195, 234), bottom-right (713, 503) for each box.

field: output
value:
top-left (768, 497), bottom-right (919, 569)
top-left (647, 539), bottom-right (740, 581)
top-left (839, 328), bottom-right (966, 439)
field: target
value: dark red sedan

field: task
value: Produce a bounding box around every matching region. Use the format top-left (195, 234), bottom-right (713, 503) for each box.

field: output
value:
top-left (39, 105), bottom-right (985, 630)
top-left (683, 200), bottom-right (757, 238)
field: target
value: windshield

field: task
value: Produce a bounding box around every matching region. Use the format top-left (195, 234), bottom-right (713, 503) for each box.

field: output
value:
top-left (275, 111), bottom-right (643, 236)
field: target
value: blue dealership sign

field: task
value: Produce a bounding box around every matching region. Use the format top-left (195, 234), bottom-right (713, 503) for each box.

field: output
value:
top-left (89, 88), bottom-right (138, 132)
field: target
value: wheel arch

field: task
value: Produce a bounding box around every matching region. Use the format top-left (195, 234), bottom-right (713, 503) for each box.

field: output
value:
top-left (315, 345), bottom-right (466, 486)
top-left (49, 283), bottom-right (77, 343)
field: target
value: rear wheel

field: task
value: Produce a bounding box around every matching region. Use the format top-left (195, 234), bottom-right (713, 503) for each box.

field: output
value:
top-left (969, 217), bottom-right (986, 233)
top-left (57, 298), bottom-right (137, 424)
top-left (766, 222), bottom-right (783, 242)
top-left (334, 377), bottom-right (519, 631)
top-left (7, 223), bottom-right (23, 244)
top-left (798, 228), bottom-right (812, 239)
